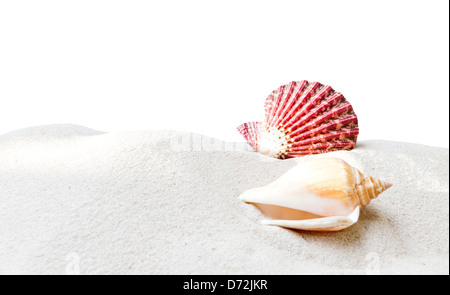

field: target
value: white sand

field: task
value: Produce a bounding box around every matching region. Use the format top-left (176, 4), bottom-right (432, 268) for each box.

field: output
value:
top-left (0, 124), bottom-right (448, 275)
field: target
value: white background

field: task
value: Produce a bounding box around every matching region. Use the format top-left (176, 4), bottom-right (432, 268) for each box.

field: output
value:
top-left (1, 0), bottom-right (449, 147)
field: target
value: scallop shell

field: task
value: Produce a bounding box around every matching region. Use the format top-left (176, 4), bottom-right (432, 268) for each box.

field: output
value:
top-left (238, 80), bottom-right (359, 159)
top-left (239, 158), bottom-right (392, 231)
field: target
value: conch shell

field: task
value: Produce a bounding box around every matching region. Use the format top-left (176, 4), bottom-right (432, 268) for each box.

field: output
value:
top-left (239, 158), bottom-right (392, 231)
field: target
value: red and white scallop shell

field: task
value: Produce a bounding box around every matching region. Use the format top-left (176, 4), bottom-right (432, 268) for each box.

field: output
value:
top-left (237, 80), bottom-right (359, 159)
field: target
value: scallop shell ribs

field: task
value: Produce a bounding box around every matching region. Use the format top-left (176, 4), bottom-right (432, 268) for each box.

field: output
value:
top-left (238, 81), bottom-right (359, 159)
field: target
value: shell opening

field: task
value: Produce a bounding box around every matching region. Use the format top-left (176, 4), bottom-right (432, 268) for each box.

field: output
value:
top-left (260, 205), bottom-right (361, 232)
top-left (253, 203), bottom-right (326, 221)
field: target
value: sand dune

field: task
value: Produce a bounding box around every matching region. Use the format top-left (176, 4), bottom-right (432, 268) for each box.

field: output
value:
top-left (0, 125), bottom-right (448, 274)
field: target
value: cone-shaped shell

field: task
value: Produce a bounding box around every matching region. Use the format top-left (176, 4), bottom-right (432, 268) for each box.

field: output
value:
top-left (239, 158), bottom-right (392, 231)
top-left (238, 80), bottom-right (359, 159)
